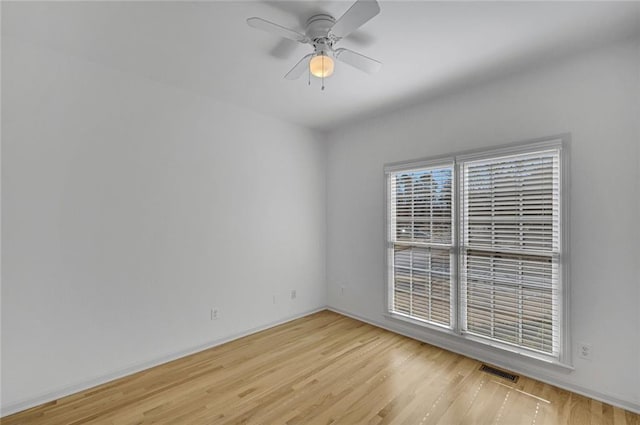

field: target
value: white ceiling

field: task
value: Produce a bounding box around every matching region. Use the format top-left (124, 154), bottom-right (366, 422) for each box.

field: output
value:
top-left (3, 1), bottom-right (639, 130)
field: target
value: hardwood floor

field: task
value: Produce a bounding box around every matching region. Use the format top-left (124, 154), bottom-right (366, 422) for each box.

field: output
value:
top-left (3, 310), bottom-right (638, 425)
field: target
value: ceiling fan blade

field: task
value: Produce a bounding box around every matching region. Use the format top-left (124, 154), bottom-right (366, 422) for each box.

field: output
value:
top-left (247, 17), bottom-right (310, 44)
top-left (335, 48), bottom-right (382, 74)
top-left (330, 0), bottom-right (380, 39)
top-left (284, 54), bottom-right (314, 80)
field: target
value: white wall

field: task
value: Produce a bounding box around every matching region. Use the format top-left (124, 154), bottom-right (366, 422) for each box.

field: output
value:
top-left (326, 39), bottom-right (640, 411)
top-left (636, 36), bottom-right (640, 415)
top-left (1, 37), bottom-right (327, 414)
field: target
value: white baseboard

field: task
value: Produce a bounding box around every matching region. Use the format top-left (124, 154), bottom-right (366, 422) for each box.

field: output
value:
top-left (1, 306), bottom-right (327, 418)
top-left (327, 306), bottom-right (640, 415)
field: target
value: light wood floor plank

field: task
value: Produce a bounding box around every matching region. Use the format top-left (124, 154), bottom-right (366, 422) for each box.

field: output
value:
top-left (3, 311), bottom-right (638, 425)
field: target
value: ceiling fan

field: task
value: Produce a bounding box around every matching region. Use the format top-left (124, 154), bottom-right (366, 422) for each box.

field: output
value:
top-left (247, 0), bottom-right (382, 89)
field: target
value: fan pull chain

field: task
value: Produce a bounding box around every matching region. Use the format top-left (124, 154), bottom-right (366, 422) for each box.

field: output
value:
top-left (308, 61), bottom-right (311, 86)
top-left (321, 55), bottom-right (325, 91)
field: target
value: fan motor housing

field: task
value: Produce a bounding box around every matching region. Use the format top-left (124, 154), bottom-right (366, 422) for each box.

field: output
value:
top-left (305, 14), bottom-right (336, 41)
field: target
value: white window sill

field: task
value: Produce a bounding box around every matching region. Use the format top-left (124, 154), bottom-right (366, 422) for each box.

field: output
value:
top-left (384, 312), bottom-right (574, 373)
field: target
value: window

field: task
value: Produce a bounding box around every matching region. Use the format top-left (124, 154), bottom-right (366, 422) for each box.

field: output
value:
top-left (386, 137), bottom-right (566, 363)
top-left (388, 164), bottom-right (454, 327)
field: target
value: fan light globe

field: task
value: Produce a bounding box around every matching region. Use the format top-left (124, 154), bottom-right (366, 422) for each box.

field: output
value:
top-left (309, 54), bottom-right (334, 78)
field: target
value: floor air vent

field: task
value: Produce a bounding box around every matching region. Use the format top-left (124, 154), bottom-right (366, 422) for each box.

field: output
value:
top-left (479, 364), bottom-right (519, 383)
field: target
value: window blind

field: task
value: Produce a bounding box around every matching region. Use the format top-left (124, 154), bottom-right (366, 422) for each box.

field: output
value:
top-left (388, 165), bottom-right (454, 327)
top-left (459, 150), bottom-right (561, 355)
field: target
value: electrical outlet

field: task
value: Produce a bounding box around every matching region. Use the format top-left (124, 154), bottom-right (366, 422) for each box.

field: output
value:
top-left (290, 290), bottom-right (297, 300)
top-left (273, 295), bottom-right (276, 304)
top-left (577, 342), bottom-right (592, 360)
top-left (211, 308), bottom-right (219, 320)
top-left (341, 286), bottom-right (345, 295)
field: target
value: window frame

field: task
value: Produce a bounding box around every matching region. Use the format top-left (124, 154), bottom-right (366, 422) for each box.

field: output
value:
top-left (384, 135), bottom-right (570, 366)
